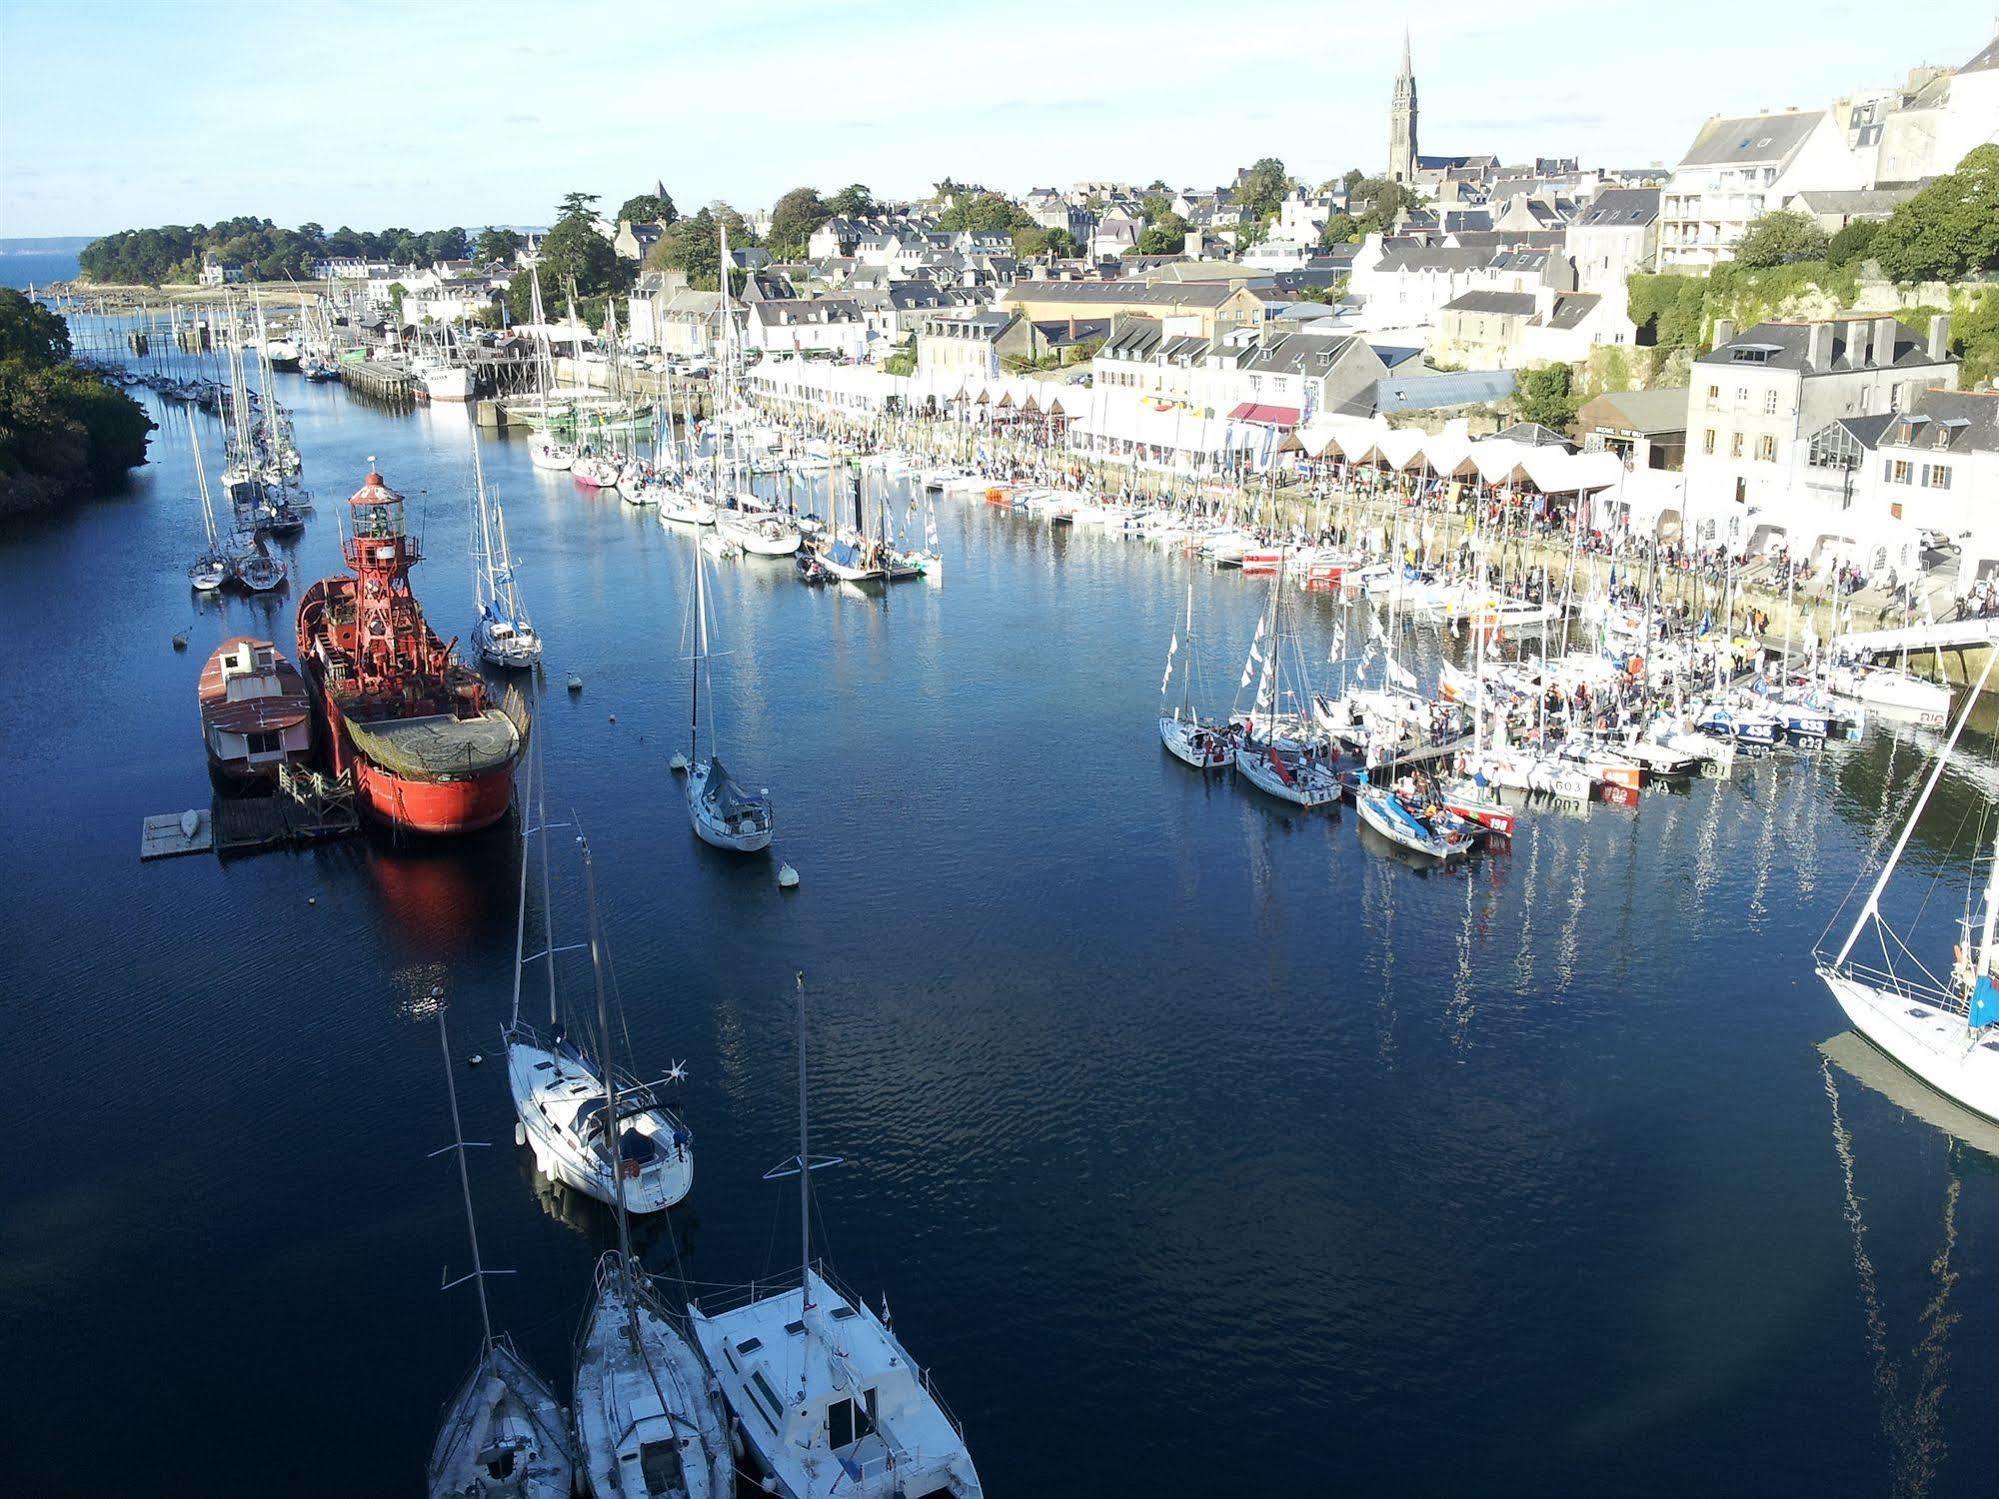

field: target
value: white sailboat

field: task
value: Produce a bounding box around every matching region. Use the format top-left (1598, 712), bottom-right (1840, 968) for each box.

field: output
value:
top-left (504, 750), bottom-right (695, 1214)
top-left (1159, 583), bottom-right (1233, 770)
top-left (1819, 651), bottom-right (1999, 1121)
top-left (185, 410), bottom-right (229, 592)
top-left (689, 976), bottom-right (983, 1499)
top-left (470, 440), bottom-right (542, 670)
top-left (568, 840), bottom-right (734, 1499)
top-left (425, 994), bottom-right (577, 1499)
top-left (1234, 565), bottom-right (1340, 808)
top-left (524, 257), bottom-right (575, 472)
top-left (675, 544), bottom-right (774, 852)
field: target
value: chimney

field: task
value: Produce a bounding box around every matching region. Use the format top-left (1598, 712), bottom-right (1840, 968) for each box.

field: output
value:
top-left (1871, 316), bottom-right (1896, 369)
top-left (1711, 317), bottom-right (1736, 352)
top-left (1928, 313), bottom-right (1952, 362)
top-left (1805, 321), bottom-right (1831, 371)
top-left (1840, 319), bottom-right (1864, 368)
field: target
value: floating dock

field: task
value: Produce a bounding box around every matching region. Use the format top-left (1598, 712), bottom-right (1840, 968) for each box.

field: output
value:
top-left (141, 767), bottom-right (360, 861)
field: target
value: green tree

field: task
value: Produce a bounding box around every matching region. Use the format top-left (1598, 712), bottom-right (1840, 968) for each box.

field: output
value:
top-left (1826, 219), bottom-right (1881, 269)
top-left (827, 184), bottom-right (875, 218)
top-left (617, 191), bottom-right (677, 226)
top-left (1317, 212), bottom-right (1361, 248)
top-left (766, 187), bottom-right (831, 260)
top-left (1043, 226), bottom-right (1080, 257)
top-left (387, 283), bottom-right (407, 322)
top-left (1513, 363), bottom-right (1578, 430)
top-left (935, 191), bottom-right (1033, 235)
top-left (1342, 168), bottom-right (1366, 197)
top-left (1871, 145), bottom-right (1999, 283)
top-left (506, 214), bottom-right (632, 321)
top-left (476, 227), bottom-right (525, 263)
top-left (1139, 190), bottom-right (1175, 223)
top-left (1237, 156), bottom-right (1288, 222)
top-left (0, 291), bottom-right (73, 363)
top-left (556, 190), bottom-right (601, 223)
top-left (882, 342), bottom-right (917, 376)
top-left (1135, 213), bottom-right (1189, 256)
top-left (1732, 210), bottom-right (1830, 268)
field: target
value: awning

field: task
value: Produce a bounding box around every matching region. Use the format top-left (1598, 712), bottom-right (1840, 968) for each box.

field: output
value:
top-left (1228, 402), bottom-right (1302, 426)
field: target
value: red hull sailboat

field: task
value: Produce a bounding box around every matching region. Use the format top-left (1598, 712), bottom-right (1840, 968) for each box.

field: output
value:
top-left (296, 467), bottom-right (527, 835)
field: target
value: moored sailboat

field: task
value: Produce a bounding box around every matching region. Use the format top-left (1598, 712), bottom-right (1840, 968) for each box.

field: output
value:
top-left (689, 976), bottom-right (983, 1499)
top-left (425, 994), bottom-right (576, 1499)
top-left (675, 543), bottom-right (774, 852)
top-left (1817, 653), bottom-right (1999, 1121)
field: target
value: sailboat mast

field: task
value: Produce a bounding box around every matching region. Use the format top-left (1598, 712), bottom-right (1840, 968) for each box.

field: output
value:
top-left (580, 840), bottom-right (632, 1251)
top-left (436, 997), bottom-right (494, 1349)
top-left (1834, 650), bottom-right (1997, 966)
top-left (690, 547), bottom-right (707, 763)
top-left (1181, 584), bottom-right (1194, 719)
top-left (509, 739), bottom-right (533, 1030)
top-left (538, 741), bottom-right (558, 1027)
top-left (795, 972), bottom-right (813, 1311)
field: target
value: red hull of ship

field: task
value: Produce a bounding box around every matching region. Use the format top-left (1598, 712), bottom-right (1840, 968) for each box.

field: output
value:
top-left (354, 753), bottom-right (515, 834)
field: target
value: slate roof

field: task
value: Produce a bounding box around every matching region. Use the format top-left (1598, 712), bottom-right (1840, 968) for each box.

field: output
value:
top-left (1574, 188), bottom-right (1661, 228)
top-left (1003, 280), bottom-right (1249, 308)
top-left (751, 298), bottom-right (861, 327)
top-left (1370, 370), bottom-right (1518, 412)
top-left (1534, 292), bottom-right (1602, 331)
top-left (1879, 390), bottom-right (1999, 453)
top-left (1694, 319), bottom-right (1951, 374)
top-left (1233, 330), bottom-right (1368, 376)
top-left (1031, 318), bottom-right (1112, 347)
top-left (1788, 186), bottom-right (1919, 217)
top-left (1679, 112), bottom-right (1821, 168)
top-left (1444, 290), bottom-right (1537, 317)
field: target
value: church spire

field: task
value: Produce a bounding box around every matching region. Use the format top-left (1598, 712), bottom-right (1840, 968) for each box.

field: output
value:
top-left (1388, 25), bottom-right (1419, 185)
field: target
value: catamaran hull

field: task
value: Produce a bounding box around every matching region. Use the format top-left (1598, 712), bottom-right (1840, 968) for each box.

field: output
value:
top-left (1824, 971), bottom-right (1999, 1123)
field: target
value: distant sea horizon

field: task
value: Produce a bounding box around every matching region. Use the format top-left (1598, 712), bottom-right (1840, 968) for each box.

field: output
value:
top-left (0, 237), bottom-right (91, 289)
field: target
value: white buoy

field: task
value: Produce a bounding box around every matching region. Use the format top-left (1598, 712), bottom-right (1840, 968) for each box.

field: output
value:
top-left (777, 863), bottom-right (800, 889)
top-left (307, 895), bottom-right (316, 906)
top-left (670, 753), bottom-right (688, 773)
top-left (567, 674), bottom-right (584, 693)
top-left (468, 1053), bottom-right (483, 1067)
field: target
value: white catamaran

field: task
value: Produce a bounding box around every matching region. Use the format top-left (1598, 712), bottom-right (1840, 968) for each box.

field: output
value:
top-left (1818, 652), bottom-right (1999, 1121)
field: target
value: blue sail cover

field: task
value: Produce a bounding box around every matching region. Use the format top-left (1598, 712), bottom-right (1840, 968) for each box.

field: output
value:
top-left (829, 541), bottom-right (863, 568)
top-left (1973, 974), bottom-right (1999, 1029)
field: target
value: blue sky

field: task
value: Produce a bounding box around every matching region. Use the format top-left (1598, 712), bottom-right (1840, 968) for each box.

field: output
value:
top-left (2, 0), bottom-right (1994, 237)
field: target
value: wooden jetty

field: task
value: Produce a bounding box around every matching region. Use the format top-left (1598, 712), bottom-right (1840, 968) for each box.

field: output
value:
top-left (339, 359), bottom-right (417, 404)
top-left (142, 766), bottom-right (360, 862)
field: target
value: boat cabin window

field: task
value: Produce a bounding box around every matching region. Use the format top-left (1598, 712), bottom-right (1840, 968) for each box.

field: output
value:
top-left (247, 731), bottom-right (281, 755)
top-left (637, 1439), bottom-right (684, 1495)
top-left (749, 1370), bottom-right (786, 1425)
top-left (830, 1305), bottom-right (858, 1321)
top-left (826, 1390), bottom-right (879, 1450)
top-left (785, 1319), bottom-right (806, 1336)
top-left (735, 1337), bottom-right (763, 1355)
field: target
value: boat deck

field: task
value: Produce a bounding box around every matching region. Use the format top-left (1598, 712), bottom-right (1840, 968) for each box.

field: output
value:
top-left (345, 710), bottom-right (519, 778)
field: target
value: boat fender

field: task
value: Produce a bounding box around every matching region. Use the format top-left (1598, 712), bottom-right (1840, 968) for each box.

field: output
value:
top-left (515, 1121), bottom-right (526, 1148)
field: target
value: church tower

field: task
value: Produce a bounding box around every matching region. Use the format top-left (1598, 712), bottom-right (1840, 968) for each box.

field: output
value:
top-left (1388, 27), bottom-right (1419, 185)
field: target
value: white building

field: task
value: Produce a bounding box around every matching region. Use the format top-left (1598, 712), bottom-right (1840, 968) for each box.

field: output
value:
top-left (1564, 187), bottom-right (1660, 293)
top-left (1680, 315), bottom-right (1959, 543)
top-left (1657, 110), bottom-right (1864, 270)
top-left (1799, 388), bottom-right (1999, 588)
top-left (743, 298), bottom-right (868, 360)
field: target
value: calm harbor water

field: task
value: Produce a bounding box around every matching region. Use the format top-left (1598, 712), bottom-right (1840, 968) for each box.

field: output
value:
top-left (5, 322), bottom-right (1999, 1495)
